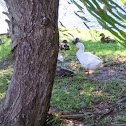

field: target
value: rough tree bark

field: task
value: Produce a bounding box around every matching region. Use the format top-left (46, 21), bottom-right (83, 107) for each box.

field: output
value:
top-left (0, 0), bottom-right (59, 126)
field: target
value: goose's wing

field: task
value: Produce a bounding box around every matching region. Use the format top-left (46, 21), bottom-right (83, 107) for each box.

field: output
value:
top-left (82, 52), bottom-right (102, 69)
top-left (84, 52), bottom-right (101, 60)
top-left (77, 52), bottom-right (102, 67)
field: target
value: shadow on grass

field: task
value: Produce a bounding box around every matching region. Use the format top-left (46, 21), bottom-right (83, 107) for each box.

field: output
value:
top-left (0, 71), bottom-right (12, 108)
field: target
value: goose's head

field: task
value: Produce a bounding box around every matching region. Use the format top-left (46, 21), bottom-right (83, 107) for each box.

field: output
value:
top-left (75, 42), bottom-right (84, 51)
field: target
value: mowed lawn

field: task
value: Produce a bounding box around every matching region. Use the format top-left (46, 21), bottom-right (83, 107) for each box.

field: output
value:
top-left (0, 29), bottom-right (126, 125)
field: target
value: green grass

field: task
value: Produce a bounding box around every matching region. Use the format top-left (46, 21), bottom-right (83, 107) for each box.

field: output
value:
top-left (0, 35), bottom-right (12, 61)
top-left (51, 73), bottom-right (126, 113)
top-left (59, 28), bottom-right (126, 60)
top-left (0, 35), bottom-right (13, 107)
top-left (115, 115), bottom-right (126, 123)
top-left (0, 66), bottom-right (13, 107)
top-left (0, 30), bottom-right (126, 125)
top-left (51, 29), bottom-right (126, 124)
top-left (51, 72), bottom-right (91, 113)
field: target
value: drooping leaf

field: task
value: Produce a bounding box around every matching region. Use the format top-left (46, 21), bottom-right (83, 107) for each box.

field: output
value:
top-left (121, 0), bottom-right (126, 4)
top-left (73, 0), bottom-right (126, 46)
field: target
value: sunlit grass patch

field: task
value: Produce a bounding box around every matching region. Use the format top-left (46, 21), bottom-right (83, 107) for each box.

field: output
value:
top-left (59, 29), bottom-right (126, 59)
top-left (0, 35), bottom-right (13, 107)
top-left (0, 35), bottom-right (12, 61)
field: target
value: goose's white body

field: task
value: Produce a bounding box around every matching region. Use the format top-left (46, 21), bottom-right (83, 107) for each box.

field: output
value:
top-left (76, 42), bottom-right (102, 70)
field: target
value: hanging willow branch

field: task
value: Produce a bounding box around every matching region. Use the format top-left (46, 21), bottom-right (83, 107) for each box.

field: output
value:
top-left (71, 0), bottom-right (126, 47)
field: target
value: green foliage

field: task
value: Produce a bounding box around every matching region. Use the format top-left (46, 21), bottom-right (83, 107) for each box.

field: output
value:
top-left (70, 0), bottom-right (126, 47)
top-left (121, 0), bottom-right (126, 4)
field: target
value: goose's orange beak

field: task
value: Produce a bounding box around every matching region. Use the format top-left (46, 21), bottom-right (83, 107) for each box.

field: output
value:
top-left (75, 47), bottom-right (78, 51)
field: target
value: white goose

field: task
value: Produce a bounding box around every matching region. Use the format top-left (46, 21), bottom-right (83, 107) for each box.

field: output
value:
top-left (75, 42), bottom-right (103, 75)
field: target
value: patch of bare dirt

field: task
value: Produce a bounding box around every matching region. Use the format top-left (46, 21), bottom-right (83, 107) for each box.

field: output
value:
top-left (89, 62), bottom-right (126, 84)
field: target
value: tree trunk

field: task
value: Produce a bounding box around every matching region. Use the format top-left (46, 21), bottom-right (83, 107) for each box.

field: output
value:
top-left (0, 0), bottom-right (59, 126)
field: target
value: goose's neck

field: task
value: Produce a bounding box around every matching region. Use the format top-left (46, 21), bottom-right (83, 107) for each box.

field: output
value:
top-left (78, 48), bottom-right (84, 53)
